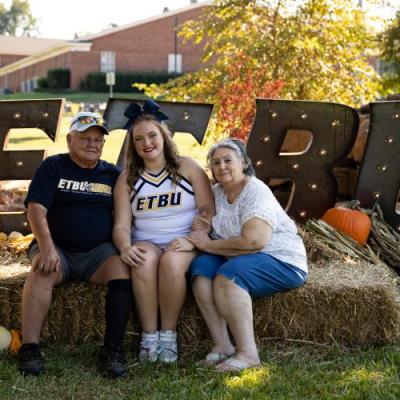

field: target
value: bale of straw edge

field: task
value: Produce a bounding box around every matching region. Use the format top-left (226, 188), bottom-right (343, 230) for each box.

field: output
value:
top-left (1, 238), bottom-right (399, 346)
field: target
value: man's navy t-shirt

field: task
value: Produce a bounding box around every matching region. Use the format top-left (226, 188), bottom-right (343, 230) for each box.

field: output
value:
top-left (25, 154), bottom-right (120, 252)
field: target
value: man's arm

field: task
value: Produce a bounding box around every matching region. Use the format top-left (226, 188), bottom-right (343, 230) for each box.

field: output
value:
top-left (27, 202), bottom-right (61, 274)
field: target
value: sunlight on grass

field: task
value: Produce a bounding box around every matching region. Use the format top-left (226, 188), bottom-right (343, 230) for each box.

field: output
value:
top-left (173, 132), bottom-right (208, 167)
top-left (339, 367), bottom-right (387, 384)
top-left (5, 129), bottom-right (53, 149)
top-left (102, 129), bottom-right (126, 164)
top-left (4, 119), bottom-right (209, 167)
top-left (224, 367), bottom-right (270, 389)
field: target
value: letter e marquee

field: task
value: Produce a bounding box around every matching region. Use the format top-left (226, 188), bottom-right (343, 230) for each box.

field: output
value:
top-left (0, 99), bottom-right (63, 233)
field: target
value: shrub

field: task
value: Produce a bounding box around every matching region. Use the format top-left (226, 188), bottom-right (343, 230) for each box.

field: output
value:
top-left (47, 68), bottom-right (70, 89)
top-left (36, 76), bottom-right (49, 90)
top-left (82, 71), bottom-right (180, 92)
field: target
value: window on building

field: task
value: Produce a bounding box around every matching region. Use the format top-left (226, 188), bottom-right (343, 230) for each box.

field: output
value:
top-left (100, 51), bottom-right (116, 72)
top-left (22, 80), bottom-right (32, 92)
top-left (32, 77), bottom-right (38, 91)
top-left (168, 54), bottom-right (182, 74)
top-left (20, 79), bottom-right (37, 92)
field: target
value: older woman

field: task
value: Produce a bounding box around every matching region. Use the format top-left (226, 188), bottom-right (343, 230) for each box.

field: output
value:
top-left (188, 138), bottom-right (307, 372)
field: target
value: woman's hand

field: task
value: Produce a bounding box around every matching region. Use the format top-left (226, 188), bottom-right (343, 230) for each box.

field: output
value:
top-left (192, 212), bottom-right (212, 232)
top-left (120, 245), bottom-right (147, 268)
top-left (187, 230), bottom-right (212, 252)
top-left (166, 237), bottom-right (195, 252)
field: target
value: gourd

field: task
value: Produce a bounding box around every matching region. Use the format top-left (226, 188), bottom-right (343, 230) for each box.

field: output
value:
top-left (0, 326), bottom-right (22, 354)
top-left (321, 202), bottom-right (371, 245)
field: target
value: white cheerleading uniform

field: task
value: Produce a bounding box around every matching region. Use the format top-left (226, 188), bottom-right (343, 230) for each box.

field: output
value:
top-left (131, 169), bottom-right (197, 248)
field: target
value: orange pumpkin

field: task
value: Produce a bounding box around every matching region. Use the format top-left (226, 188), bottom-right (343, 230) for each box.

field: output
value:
top-left (9, 329), bottom-right (22, 355)
top-left (321, 206), bottom-right (371, 245)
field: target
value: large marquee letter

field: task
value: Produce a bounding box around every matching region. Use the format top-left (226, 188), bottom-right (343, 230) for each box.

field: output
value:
top-left (355, 101), bottom-right (400, 231)
top-left (103, 98), bottom-right (214, 166)
top-left (247, 99), bottom-right (359, 222)
top-left (0, 99), bottom-right (63, 233)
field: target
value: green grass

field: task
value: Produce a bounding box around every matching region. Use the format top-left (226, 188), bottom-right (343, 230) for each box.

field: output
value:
top-left (0, 343), bottom-right (399, 399)
top-left (0, 91), bottom-right (146, 103)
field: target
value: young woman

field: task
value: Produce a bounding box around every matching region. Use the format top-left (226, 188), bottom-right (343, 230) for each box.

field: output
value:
top-left (113, 100), bottom-right (214, 363)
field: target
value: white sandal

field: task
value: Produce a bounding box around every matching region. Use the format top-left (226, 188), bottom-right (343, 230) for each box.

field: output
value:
top-left (196, 352), bottom-right (229, 366)
top-left (215, 357), bottom-right (260, 373)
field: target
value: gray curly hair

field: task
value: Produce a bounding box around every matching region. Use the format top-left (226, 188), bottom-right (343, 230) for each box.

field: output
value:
top-left (207, 138), bottom-right (255, 176)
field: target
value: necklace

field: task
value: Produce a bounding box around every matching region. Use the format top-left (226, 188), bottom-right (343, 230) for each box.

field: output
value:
top-left (226, 177), bottom-right (248, 204)
top-left (144, 164), bottom-right (166, 175)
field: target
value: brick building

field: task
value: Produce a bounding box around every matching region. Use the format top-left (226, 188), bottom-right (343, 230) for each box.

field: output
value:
top-left (0, 2), bottom-right (206, 93)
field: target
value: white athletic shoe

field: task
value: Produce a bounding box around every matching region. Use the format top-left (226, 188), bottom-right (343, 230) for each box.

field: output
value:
top-left (138, 331), bottom-right (159, 363)
top-left (158, 330), bottom-right (178, 363)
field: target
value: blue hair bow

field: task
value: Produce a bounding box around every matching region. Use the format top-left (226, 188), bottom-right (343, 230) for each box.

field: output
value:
top-left (123, 99), bottom-right (169, 130)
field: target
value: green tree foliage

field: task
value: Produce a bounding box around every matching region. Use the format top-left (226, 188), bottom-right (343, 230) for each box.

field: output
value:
top-left (380, 10), bottom-right (400, 93)
top-left (137, 0), bottom-right (380, 140)
top-left (0, 0), bottom-right (37, 36)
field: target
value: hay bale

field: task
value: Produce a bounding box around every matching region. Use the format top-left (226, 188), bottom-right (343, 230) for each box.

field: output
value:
top-left (0, 259), bottom-right (107, 344)
top-left (1, 234), bottom-right (399, 346)
top-left (253, 265), bottom-right (400, 344)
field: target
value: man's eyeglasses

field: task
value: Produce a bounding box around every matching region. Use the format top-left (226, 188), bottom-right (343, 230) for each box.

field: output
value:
top-left (78, 137), bottom-right (105, 146)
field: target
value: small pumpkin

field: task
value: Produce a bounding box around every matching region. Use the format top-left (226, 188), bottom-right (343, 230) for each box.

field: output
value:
top-left (0, 326), bottom-right (22, 354)
top-left (321, 202), bottom-right (371, 245)
top-left (0, 326), bottom-right (12, 351)
top-left (9, 329), bottom-right (22, 354)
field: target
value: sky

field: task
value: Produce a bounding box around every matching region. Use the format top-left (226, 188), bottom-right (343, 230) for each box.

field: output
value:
top-left (2, 0), bottom-right (207, 39)
top-left (1, 0), bottom-right (399, 39)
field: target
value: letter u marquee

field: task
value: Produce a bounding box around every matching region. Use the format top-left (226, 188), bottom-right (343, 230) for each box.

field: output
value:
top-left (355, 101), bottom-right (400, 231)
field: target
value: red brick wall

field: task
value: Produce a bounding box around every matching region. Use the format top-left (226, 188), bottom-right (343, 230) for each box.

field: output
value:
top-left (0, 54), bottom-right (27, 67)
top-left (90, 7), bottom-right (205, 72)
top-left (1, 53), bottom-right (72, 92)
top-left (70, 52), bottom-right (99, 90)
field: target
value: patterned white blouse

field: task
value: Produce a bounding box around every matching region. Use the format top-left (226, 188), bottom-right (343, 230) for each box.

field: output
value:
top-left (211, 176), bottom-right (308, 272)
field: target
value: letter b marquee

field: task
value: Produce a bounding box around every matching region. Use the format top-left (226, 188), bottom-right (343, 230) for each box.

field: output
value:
top-left (247, 99), bottom-right (359, 221)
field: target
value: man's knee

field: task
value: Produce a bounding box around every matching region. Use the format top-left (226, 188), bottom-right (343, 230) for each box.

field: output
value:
top-left (25, 268), bottom-right (62, 289)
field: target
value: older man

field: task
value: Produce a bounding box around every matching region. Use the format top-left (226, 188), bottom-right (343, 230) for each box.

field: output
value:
top-left (19, 112), bottom-right (132, 378)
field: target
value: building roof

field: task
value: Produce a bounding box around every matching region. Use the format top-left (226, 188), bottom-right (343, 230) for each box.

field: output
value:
top-left (0, 36), bottom-right (67, 56)
top-left (0, 42), bottom-right (92, 77)
top-left (76, 1), bottom-right (208, 42)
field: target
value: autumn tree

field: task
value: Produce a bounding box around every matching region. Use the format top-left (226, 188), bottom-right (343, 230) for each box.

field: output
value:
top-left (138, 0), bottom-right (380, 140)
top-left (0, 0), bottom-right (37, 36)
top-left (380, 10), bottom-right (400, 93)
